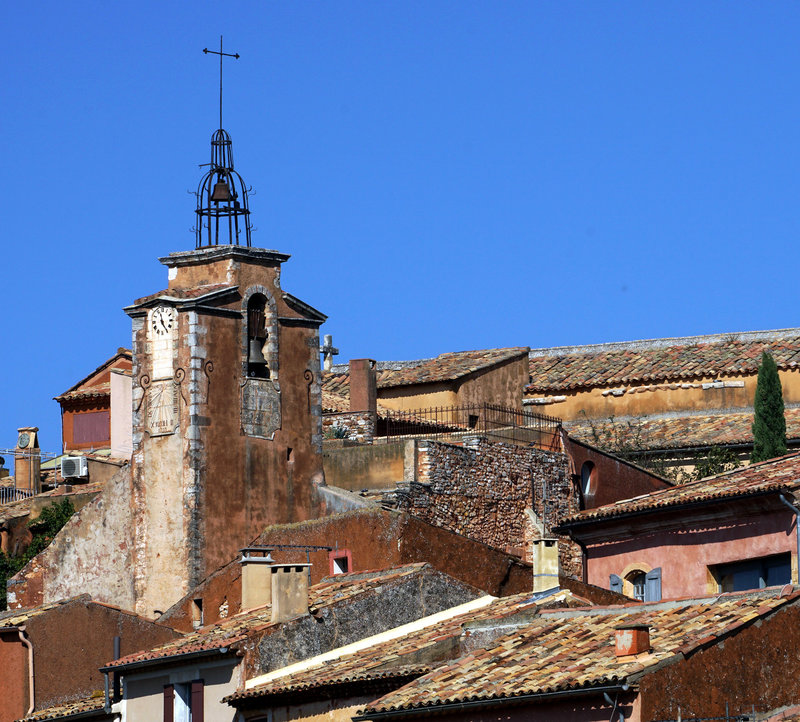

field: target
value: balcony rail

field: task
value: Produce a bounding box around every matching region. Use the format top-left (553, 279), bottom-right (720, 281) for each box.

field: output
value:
top-left (375, 403), bottom-right (562, 450)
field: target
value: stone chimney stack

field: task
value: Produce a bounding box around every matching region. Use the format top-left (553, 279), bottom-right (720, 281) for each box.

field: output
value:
top-left (531, 538), bottom-right (559, 593)
top-left (270, 564), bottom-right (311, 623)
top-left (614, 624), bottom-right (651, 657)
top-left (349, 359), bottom-right (377, 417)
top-left (15, 427), bottom-right (40, 493)
top-left (240, 548), bottom-right (275, 611)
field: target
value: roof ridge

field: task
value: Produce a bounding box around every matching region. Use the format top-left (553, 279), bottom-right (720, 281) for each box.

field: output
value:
top-left (528, 327), bottom-right (800, 358)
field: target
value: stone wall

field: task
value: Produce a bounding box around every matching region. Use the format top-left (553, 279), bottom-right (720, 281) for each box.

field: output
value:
top-left (399, 437), bottom-right (582, 577)
top-left (322, 411), bottom-right (375, 443)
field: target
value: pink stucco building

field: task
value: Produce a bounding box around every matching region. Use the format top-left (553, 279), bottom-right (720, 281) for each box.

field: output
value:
top-left (558, 453), bottom-right (800, 600)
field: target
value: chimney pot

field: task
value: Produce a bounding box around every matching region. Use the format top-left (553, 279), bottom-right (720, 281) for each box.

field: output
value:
top-left (271, 563), bottom-right (311, 623)
top-left (614, 624), bottom-right (650, 657)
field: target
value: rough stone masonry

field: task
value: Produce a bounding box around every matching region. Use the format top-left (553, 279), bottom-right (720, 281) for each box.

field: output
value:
top-left (399, 437), bottom-right (582, 578)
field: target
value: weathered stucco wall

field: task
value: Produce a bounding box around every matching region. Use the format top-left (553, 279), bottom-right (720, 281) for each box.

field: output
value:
top-left (641, 600), bottom-right (800, 720)
top-left (158, 509), bottom-right (536, 632)
top-left (377, 354), bottom-right (529, 413)
top-left (584, 504), bottom-right (797, 598)
top-left (529, 369), bottom-right (800, 422)
top-left (323, 441), bottom-right (405, 490)
top-left (8, 466), bottom-right (135, 611)
top-left (560, 434), bottom-right (671, 509)
top-left (399, 438), bottom-right (582, 576)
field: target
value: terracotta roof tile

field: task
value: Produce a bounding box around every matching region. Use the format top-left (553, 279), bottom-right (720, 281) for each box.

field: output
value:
top-left (565, 407), bottom-right (800, 450)
top-left (527, 330), bottom-right (800, 392)
top-left (226, 591), bottom-right (556, 703)
top-left (19, 695), bottom-right (106, 721)
top-left (323, 348), bottom-right (528, 398)
top-left (562, 452), bottom-right (800, 525)
top-left (363, 588), bottom-right (800, 713)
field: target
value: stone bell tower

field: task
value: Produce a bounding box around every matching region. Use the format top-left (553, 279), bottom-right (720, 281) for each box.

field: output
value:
top-left (124, 125), bottom-right (327, 617)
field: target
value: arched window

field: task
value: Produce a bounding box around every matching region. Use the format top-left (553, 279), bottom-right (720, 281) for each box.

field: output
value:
top-left (581, 462), bottom-right (595, 497)
top-left (246, 294), bottom-right (270, 379)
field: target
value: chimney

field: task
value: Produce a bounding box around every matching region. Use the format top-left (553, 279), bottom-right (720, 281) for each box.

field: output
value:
top-left (240, 548), bottom-right (275, 611)
top-left (532, 538), bottom-right (559, 593)
top-left (271, 564), bottom-right (311, 623)
top-left (15, 427), bottom-right (41, 493)
top-left (349, 359), bottom-right (377, 416)
top-left (614, 624), bottom-right (651, 657)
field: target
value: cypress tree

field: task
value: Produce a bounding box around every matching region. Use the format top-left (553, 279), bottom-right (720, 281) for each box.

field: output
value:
top-left (750, 351), bottom-right (787, 463)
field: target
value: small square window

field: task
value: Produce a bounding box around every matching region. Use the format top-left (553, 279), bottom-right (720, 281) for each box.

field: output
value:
top-left (329, 549), bottom-right (352, 575)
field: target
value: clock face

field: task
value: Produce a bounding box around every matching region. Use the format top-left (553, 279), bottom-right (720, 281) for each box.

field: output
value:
top-left (151, 306), bottom-right (176, 337)
top-left (18, 433), bottom-right (30, 449)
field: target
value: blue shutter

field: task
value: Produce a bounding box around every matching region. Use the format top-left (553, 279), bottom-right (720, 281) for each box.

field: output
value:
top-left (645, 567), bottom-right (662, 602)
top-left (610, 574), bottom-right (623, 593)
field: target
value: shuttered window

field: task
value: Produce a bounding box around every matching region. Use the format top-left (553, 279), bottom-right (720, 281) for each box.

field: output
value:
top-left (191, 680), bottom-right (204, 722)
top-left (163, 685), bottom-right (174, 722)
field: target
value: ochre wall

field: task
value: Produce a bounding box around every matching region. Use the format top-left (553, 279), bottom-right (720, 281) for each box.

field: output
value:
top-left (157, 509), bottom-right (537, 632)
top-left (0, 631), bottom-right (29, 722)
top-left (560, 436), bottom-right (671, 509)
top-left (322, 442), bottom-right (405, 490)
top-left (531, 369), bottom-right (800, 422)
top-left (377, 355), bottom-right (529, 413)
top-left (26, 599), bottom-right (178, 710)
top-left (130, 250), bottom-right (325, 617)
top-left (585, 505), bottom-right (797, 598)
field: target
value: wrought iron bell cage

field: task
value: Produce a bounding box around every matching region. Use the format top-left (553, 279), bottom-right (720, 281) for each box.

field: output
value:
top-left (195, 128), bottom-right (253, 247)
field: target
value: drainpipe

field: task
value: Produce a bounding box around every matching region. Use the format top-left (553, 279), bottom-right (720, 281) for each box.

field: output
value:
top-left (17, 626), bottom-right (34, 716)
top-left (779, 494), bottom-right (800, 585)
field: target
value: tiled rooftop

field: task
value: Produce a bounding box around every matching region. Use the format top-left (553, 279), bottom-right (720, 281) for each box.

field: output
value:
top-left (19, 694), bottom-right (106, 721)
top-left (562, 452), bottom-right (800, 525)
top-left (226, 591), bottom-right (574, 702)
top-left (106, 564), bottom-right (434, 669)
top-left (565, 407), bottom-right (800, 450)
top-left (362, 587), bottom-right (800, 714)
top-left (527, 329), bottom-right (800, 392)
top-left (323, 348), bottom-right (529, 399)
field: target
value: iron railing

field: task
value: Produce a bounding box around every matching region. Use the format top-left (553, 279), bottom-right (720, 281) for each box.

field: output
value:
top-left (0, 448), bottom-right (60, 502)
top-left (376, 403), bottom-right (562, 450)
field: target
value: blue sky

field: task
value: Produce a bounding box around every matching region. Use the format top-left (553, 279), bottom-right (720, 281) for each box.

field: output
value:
top-left (3, 2), bottom-right (800, 454)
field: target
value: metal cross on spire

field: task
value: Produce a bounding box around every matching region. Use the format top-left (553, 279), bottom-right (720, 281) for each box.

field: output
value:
top-left (203, 36), bottom-right (240, 130)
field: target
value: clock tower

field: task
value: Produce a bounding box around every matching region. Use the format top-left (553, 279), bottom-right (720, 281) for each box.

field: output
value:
top-left (124, 127), bottom-right (327, 617)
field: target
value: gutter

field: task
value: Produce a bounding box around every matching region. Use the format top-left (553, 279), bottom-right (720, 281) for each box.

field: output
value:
top-left (352, 684), bottom-right (633, 721)
top-left (100, 645), bottom-right (230, 674)
top-left (779, 493), bottom-right (800, 585)
top-left (556, 488), bottom-right (791, 537)
top-left (17, 626), bottom-right (34, 716)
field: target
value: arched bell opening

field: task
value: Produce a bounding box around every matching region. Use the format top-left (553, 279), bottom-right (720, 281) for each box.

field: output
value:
top-left (247, 294), bottom-right (270, 379)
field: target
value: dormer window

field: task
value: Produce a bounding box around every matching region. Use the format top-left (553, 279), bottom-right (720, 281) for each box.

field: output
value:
top-left (247, 294), bottom-right (270, 379)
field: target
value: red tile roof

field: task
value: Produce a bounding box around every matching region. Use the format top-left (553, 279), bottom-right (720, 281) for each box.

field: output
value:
top-left (105, 564), bottom-right (434, 670)
top-left (362, 588), bottom-right (800, 714)
top-left (323, 348), bottom-right (529, 399)
top-left (562, 452), bottom-right (800, 525)
top-left (226, 591), bottom-right (565, 703)
top-left (527, 329), bottom-right (800, 392)
top-left (19, 694), bottom-right (106, 721)
top-left (565, 407), bottom-right (800, 451)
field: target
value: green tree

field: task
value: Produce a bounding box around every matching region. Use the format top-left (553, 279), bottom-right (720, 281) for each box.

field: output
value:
top-left (751, 351), bottom-right (787, 463)
top-left (691, 446), bottom-right (741, 480)
top-left (0, 498), bottom-right (75, 611)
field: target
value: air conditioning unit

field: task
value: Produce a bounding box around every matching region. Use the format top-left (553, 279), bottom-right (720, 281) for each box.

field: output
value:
top-left (61, 456), bottom-right (88, 479)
